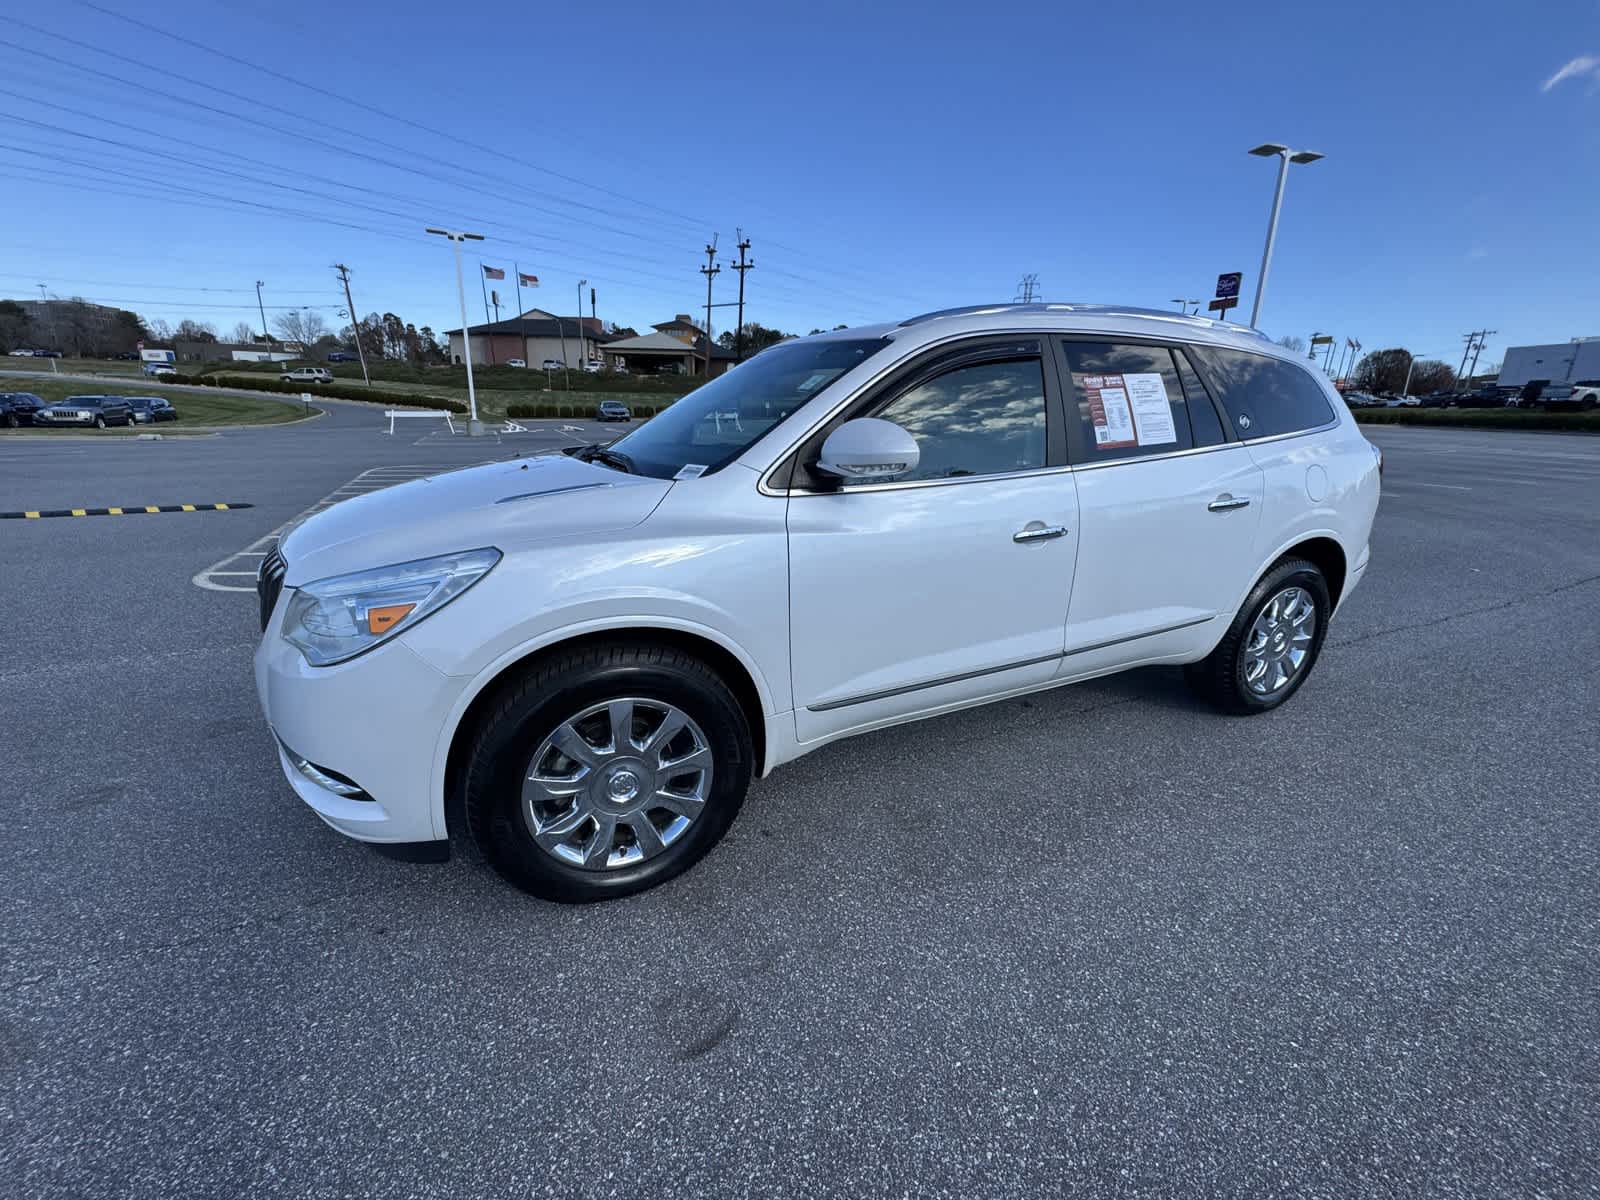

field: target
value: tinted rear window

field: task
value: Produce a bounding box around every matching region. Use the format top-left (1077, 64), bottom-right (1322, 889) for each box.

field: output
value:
top-left (1187, 346), bottom-right (1336, 438)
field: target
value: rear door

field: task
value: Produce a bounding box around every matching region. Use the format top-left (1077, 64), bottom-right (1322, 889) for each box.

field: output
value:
top-left (786, 338), bottom-right (1079, 743)
top-left (1055, 338), bottom-right (1264, 673)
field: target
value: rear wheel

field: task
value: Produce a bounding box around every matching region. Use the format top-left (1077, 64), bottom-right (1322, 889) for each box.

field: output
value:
top-left (462, 642), bottom-right (753, 901)
top-left (1186, 558), bottom-right (1331, 715)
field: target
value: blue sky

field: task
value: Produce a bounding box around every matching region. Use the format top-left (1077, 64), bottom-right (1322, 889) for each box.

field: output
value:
top-left (1, 0), bottom-right (1597, 371)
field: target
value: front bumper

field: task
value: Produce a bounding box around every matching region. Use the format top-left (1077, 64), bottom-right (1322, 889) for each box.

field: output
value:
top-left (255, 609), bottom-right (465, 844)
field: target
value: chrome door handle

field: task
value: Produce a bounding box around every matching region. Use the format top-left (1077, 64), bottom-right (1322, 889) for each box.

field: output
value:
top-left (1013, 523), bottom-right (1068, 543)
top-left (1207, 494), bottom-right (1251, 512)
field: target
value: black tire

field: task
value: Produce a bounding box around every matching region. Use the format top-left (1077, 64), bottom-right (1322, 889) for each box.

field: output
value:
top-left (462, 641), bottom-right (753, 902)
top-left (1185, 557), bottom-right (1331, 715)
top-left (94, 415), bottom-right (107, 429)
top-left (3, 413), bottom-right (17, 429)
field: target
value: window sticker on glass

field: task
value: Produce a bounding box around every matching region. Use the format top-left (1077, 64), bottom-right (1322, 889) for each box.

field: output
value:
top-left (797, 371), bottom-right (833, 392)
top-left (673, 463), bottom-right (709, 480)
top-left (1122, 373), bottom-right (1178, 446)
top-left (1081, 374), bottom-right (1137, 448)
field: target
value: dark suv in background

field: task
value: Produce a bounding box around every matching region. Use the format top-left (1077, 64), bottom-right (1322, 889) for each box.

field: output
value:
top-left (32, 396), bottom-right (135, 428)
top-left (0, 391), bottom-right (45, 427)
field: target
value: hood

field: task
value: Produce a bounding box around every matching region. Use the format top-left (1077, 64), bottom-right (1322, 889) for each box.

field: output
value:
top-left (279, 454), bottom-right (671, 585)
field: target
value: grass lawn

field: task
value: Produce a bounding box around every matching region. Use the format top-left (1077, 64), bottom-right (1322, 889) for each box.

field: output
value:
top-left (0, 357), bottom-right (145, 380)
top-left (2, 380), bottom-right (313, 433)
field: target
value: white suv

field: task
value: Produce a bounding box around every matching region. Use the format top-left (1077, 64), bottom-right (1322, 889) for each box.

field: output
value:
top-left (256, 304), bottom-right (1380, 901)
top-left (280, 366), bottom-right (333, 385)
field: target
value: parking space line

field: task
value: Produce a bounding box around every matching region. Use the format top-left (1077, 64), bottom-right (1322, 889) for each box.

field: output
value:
top-left (191, 466), bottom-right (441, 593)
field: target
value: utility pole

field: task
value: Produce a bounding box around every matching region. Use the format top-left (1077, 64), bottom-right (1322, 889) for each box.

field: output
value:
top-left (577, 279), bottom-right (588, 367)
top-left (728, 232), bottom-right (754, 362)
top-left (1015, 273), bottom-right (1041, 303)
top-left (254, 280), bottom-right (269, 342)
top-left (700, 238), bottom-right (720, 377)
top-left (424, 227), bottom-right (486, 435)
top-left (332, 264), bottom-right (371, 386)
top-left (1459, 328), bottom-right (1495, 386)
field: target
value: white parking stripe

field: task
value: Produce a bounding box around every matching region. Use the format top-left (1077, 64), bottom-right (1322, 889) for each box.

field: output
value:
top-left (191, 464), bottom-right (442, 593)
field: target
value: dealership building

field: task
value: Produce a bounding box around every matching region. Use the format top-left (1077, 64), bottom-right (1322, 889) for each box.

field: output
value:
top-left (1496, 336), bottom-right (1600, 388)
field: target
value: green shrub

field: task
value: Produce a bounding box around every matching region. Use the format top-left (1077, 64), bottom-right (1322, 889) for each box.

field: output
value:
top-left (186, 372), bottom-right (467, 414)
top-left (1352, 407), bottom-right (1600, 432)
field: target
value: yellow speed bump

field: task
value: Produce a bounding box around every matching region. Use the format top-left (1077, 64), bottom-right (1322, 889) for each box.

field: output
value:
top-left (0, 503), bottom-right (253, 521)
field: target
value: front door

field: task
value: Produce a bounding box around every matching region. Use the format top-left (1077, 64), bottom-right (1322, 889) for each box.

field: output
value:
top-left (786, 345), bottom-right (1080, 744)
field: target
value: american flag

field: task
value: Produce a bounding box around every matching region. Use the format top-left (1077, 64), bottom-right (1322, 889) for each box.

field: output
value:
top-left (518, 272), bottom-right (539, 287)
top-left (481, 265), bottom-right (505, 280)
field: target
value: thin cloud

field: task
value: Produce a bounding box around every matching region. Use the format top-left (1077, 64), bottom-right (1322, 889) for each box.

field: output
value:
top-left (1541, 54), bottom-right (1600, 91)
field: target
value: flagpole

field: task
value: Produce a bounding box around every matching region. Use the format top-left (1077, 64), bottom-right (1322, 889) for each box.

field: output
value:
top-left (515, 263), bottom-right (527, 370)
top-left (478, 264), bottom-right (496, 365)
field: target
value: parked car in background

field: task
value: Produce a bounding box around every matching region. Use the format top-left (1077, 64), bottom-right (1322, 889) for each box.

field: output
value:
top-left (36, 350), bottom-right (62, 358)
top-left (255, 303), bottom-right (1381, 900)
top-left (594, 400), bottom-right (632, 422)
top-left (113, 351), bottom-right (141, 360)
top-left (1384, 395), bottom-right (1421, 407)
top-left (142, 363), bottom-right (177, 379)
top-left (541, 358), bottom-right (564, 370)
top-left (1570, 382), bottom-right (1600, 410)
top-left (124, 395), bottom-right (177, 423)
top-left (7, 348), bottom-right (35, 357)
top-left (1342, 391), bottom-right (1379, 407)
top-left (506, 358), bottom-right (527, 368)
top-left (33, 396), bottom-right (134, 428)
top-left (0, 391), bottom-right (45, 427)
top-left (326, 352), bottom-right (358, 363)
top-left (583, 360), bottom-right (604, 374)
top-left (281, 366), bottom-right (334, 385)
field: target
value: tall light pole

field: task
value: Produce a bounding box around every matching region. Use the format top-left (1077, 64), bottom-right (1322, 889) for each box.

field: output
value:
top-left (1246, 143), bottom-right (1324, 329)
top-left (426, 227), bottom-right (486, 436)
top-left (254, 280), bottom-right (269, 342)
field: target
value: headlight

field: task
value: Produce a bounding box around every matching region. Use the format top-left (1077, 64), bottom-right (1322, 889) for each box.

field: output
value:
top-left (280, 547), bottom-right (500, 667)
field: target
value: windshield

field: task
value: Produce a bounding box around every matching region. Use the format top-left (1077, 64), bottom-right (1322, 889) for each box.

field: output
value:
top-left (607, 337), bottom-right (891, 479)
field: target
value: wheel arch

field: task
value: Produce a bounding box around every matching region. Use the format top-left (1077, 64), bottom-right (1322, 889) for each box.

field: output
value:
top-left (436, 621), bottom-right (774, 841)
top-left (1278, 535), bottom-right (1348, 609)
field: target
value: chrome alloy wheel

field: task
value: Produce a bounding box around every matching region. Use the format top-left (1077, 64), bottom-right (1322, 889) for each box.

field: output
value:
top-left (1243, 586), bottom-right (1317, 696)
top-left (522, 698), bottom-right (714, 871)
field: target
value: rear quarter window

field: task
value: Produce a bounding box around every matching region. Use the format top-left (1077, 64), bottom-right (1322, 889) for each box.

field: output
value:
top-left (1187, 345), bottom-right (1336, 439)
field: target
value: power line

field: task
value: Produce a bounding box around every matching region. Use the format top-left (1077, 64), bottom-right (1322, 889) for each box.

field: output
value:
top-left (1014, 273), bottom-right (1041, 302)
top-left (729, 233), bottom-right (755, 363)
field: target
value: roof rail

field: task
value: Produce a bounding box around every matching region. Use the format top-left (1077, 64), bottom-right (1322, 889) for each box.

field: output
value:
top-left (897, 302), bottom-right (1272, 339)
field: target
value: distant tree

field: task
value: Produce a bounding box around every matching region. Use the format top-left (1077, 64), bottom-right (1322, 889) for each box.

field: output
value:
top-left (415, 325), bottom-right (447, 364)
top-left (717, 322), bottom-right (791, 355)
top-left (228, 321), bottom-right (259, 344)
top-left (174, 319), bottom-right (218, 343)
top-left (832, 324), bottom-right (848, 330)
top-left (1352, 348), bottom-right (1413, 394)
top-left (807, 328), bottom-right (824, 336)
top-left (271, 309), bottom-right (328, 345)
top-left (605, 324), bottom-right (638, 339)
top-left (1276, 334), bottom-right (1306, 354)
top-left (1409, 360), bottom-right (1457, 394)
top-left (146, 317), bottom-right (174, 343)
top-left (0, 299), bottom-right (31, 352)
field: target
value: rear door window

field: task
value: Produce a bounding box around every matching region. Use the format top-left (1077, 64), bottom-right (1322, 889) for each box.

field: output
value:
top-left (1059, 341), bottom-right (1199, 463)
top-left (1187, 345), bottom-right (1336, 438)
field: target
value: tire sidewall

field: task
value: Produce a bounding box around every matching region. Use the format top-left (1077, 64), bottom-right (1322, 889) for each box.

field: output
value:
top-left (469, 659), bottom-right (752, 901)
top-left (1227, 561), bottom-right (1331, 713)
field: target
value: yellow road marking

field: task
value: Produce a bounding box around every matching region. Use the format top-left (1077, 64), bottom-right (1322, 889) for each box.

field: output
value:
top-left (107, 507), bottom-right (123, 515)
top-left (145, 506), bottom-right (159, 513)
top-left (24, 511), bottom-right (39, 519)
top-left (71, 508), bottom-right (86, 516)
top-left (180, 504), bottom-right (196, 512)
top-left (214, 503), bottom-right (229, 510)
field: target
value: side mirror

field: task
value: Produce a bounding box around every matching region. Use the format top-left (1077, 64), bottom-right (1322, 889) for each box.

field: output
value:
top-left (815, 418), bottom-right (920, 482)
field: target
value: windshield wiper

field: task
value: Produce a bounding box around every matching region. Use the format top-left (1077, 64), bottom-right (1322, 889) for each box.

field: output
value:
top-left (578, 444), bottom-right (635, 474)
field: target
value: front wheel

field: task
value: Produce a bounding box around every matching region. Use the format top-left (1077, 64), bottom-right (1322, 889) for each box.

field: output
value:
top-left (462, 642), bottom-right (753, 901)
top-left (3, 413), bottom-right (17, 429)
top-left (94, 415), bottom-right (107, 429)
top-left (1186, 558), bottom-right (1331, 715)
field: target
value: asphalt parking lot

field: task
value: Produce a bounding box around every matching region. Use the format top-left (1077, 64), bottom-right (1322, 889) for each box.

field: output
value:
top-left (2, 405), bottom-right (1596, 1198)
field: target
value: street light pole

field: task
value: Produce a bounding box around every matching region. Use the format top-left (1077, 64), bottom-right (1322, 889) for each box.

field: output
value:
top-left (426, 227), bottom-right (486, 436)
top-left (1246, 143), bottom-right (1324, 329)
top-left (577, 279), bottom-right (588, 369)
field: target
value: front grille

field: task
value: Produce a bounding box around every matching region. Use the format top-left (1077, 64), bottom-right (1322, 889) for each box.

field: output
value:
top-left (258, 544), bottom-right (287, 630)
